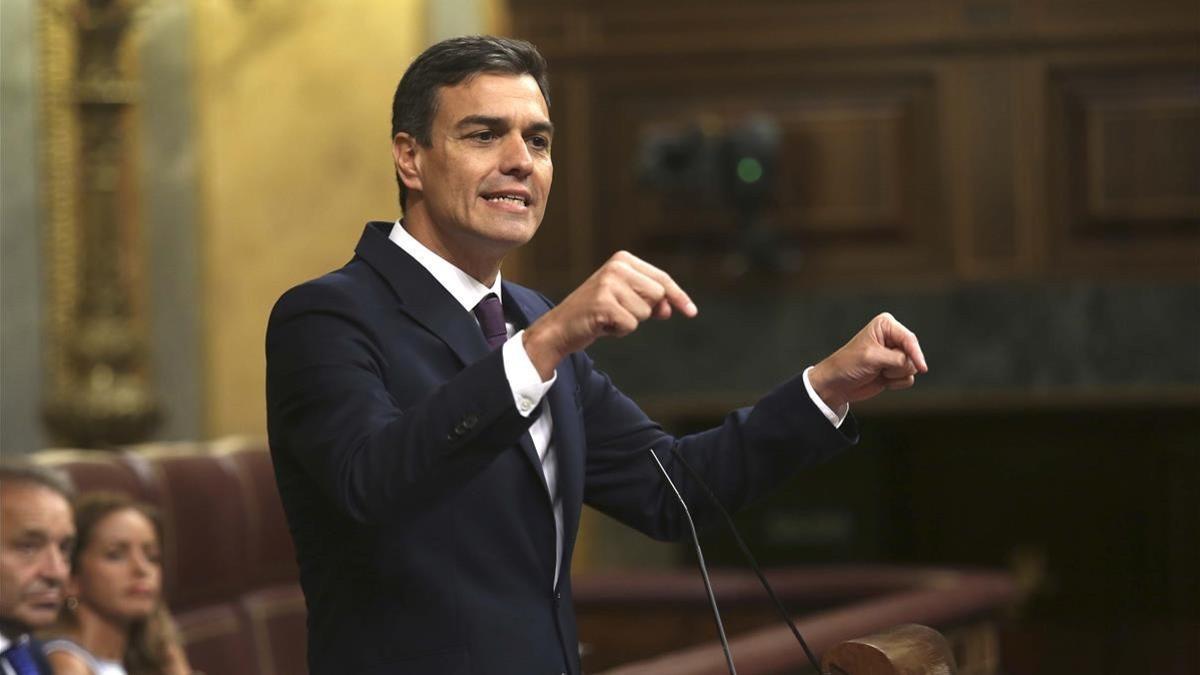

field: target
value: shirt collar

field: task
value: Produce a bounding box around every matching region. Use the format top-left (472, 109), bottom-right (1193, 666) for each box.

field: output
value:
top-left (388, 220), bottom-right (502, 313)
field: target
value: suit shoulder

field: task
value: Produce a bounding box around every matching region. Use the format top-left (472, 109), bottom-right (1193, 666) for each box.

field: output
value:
top-left (265, 259), bottom-right (390, 372)
top-left (270, 259), bottom-right (378, 320)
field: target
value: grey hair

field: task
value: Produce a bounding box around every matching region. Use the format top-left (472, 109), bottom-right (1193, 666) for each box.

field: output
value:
top-left (0, 461), bottom-right (76, 502)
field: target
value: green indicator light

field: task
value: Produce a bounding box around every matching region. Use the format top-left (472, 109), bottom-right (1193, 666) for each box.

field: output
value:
top-left (736, 157), bottom-right (763, 184)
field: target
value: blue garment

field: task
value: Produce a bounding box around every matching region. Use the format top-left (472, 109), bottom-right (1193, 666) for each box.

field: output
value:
top-left (1, 637), bottom-right (53, 675)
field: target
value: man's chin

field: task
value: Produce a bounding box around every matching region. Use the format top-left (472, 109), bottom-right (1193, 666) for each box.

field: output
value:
top-left (475, 219), bottom-right (541, 248)
top-left (16, 604), bottom-right (63, 628)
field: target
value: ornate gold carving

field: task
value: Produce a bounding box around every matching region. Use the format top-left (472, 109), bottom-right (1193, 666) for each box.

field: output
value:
top-left (40, 0), bottom-right (160, 448)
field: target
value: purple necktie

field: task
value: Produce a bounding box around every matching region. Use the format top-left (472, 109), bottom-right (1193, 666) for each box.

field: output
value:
top-left (473, 294), bottom-right (507, 350)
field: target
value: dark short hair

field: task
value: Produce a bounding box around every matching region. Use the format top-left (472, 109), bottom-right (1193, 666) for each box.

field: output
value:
top-left (390, 35), bottom-right (551, 210)
top-left (0, 462), bottom-right (75, 503)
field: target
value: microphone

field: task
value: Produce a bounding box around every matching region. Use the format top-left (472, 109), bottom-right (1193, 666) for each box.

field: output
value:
top-left (648, 448), bottom-right (737, 675)
top-left (668, 445), bottom-right (822, 672)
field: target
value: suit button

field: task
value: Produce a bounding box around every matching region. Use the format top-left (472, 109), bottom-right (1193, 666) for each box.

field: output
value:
top-left (463, 414), bottom-right (478, 429)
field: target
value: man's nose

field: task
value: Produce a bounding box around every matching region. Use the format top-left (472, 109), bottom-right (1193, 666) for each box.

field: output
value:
top-left (42, 547), bottom-right (70, 582)
top-left (499, 134), bottom-right (533, 177)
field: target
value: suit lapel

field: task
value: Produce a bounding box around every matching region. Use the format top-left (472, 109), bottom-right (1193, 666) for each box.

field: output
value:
top-left (500, 283), bottom-right (554, 491)
top-left (357, 224), bottom-right (580, 579)
top-left (505, 283), bottom-right (586, 586)
top-left (354, 221), bottom-right (490, 367)
top-left (357, 223), bottom-right (554, 492)
top-left (500, 282), bottom-right (543, 331)
top-left (546, 363), bottom-right (583, 582)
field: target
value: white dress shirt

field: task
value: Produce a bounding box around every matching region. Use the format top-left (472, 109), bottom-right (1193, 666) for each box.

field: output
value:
top-left (0, 631), bottom-right (14, 675)
top-left (387, 220), bottom-right (847, 587)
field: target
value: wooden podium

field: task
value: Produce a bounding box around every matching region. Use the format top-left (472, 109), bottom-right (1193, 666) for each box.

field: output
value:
top-left (822, 624), bottom-right (956, 675)
top-left (580, 566), bottom-right (1017, 674)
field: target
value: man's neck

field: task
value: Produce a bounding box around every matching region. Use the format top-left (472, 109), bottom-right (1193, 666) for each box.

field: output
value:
top-left (0, 619), bottom-right (28, 652)
top-left (0, 619), bottom-right (28, 641)
top-left (400, 215), bottom-right (503, 286)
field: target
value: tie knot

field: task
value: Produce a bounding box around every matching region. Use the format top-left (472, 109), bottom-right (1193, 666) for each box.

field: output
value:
top-left (473, 294), bottom-right (507, 350)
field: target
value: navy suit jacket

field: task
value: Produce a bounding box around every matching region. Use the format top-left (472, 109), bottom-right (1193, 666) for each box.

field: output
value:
top-left (266, 221), bottom-right (858, 674)
top-left (0, 635), bottom-right (54, 675)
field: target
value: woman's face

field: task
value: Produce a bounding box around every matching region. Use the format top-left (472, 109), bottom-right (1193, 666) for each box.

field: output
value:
top-left (70, 508), bottom-right (162, 623)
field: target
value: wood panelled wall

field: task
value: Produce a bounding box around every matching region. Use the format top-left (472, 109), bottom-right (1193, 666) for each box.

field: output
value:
top-left (508, 0), bottom-right (1200, 290)
top-left (506, 4), bottom-right (1200, 672)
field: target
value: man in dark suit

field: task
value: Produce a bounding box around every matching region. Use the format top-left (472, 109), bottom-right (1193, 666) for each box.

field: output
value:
top-left (0, 463), bottom-right (76, 675)
top-left (266, 36), bottom-right (927, 675)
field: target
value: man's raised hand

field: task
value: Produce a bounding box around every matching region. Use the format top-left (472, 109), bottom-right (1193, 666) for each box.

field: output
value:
top-left (808, 312), bottom-right (929, 410)
top-left (523, 251), bottom-right (697, 380)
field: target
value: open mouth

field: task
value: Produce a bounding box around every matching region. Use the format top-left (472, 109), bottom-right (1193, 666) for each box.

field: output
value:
top-left (26, 592), bottom-right (62, 610)
top-left (481, 191), bottom-right (531, 207)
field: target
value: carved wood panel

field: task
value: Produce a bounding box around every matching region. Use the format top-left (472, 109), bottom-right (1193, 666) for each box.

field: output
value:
top-left (1048, 63), bottom-right (1200, 274)
top-left (513, 0), bottom-right (1200, 288)
top-left (588, 68), bottom-right (945, 286)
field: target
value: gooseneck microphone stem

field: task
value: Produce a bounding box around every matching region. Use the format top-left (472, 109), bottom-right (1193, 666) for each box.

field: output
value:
top-left (668, 446), bottom-right (822, 672)
top-left (648, 449), bottom-right (737, 675)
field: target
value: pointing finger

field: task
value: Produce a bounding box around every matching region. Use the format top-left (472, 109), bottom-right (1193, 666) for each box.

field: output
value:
top-left (610, 283), bottom-right (655, 322)
top-left (615, 252), bottom-right (697, 318)
top-left (880, 314), bottom-right (928, 373)
top-left (610, 260), bottom-right (667, 307)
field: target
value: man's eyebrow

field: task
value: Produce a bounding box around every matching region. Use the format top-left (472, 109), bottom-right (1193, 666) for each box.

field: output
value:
top-left (456, 115), bottom-right (506, 130)
top-left (455, 115), bottom-right (554, 135)
top-left (526, 120), bottom-right (555, 136)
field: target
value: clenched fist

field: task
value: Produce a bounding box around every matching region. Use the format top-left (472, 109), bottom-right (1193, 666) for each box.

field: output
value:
top-left (523, 251), bottom-right (697, 379)
top-left (808, 312), bottom-right (928, 409)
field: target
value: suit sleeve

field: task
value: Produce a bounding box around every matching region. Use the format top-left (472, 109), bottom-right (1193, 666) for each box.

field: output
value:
top-left (265, 279), bottom-right (536, 525)
top-left (574, 349), bottom-right (859, 541)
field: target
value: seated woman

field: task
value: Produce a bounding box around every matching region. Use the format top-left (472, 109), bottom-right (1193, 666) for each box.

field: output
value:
top-left (41, 493), bottom-right (192, 675)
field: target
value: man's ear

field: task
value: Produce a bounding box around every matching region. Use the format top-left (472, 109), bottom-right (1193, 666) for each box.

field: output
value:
top-left (392, 132), bottom-right (423, 195)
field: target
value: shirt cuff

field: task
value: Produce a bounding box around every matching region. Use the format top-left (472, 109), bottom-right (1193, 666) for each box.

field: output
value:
top-left (502, 329), bottom-right (556, 417)
top-left (802, 365), bottom-right (849, 428)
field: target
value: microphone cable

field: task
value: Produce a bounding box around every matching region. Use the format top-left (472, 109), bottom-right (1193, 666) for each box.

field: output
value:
top-left (668, 445), bottom-right (822, 673)
top-left (648, 449), bottom-right (738, 675)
